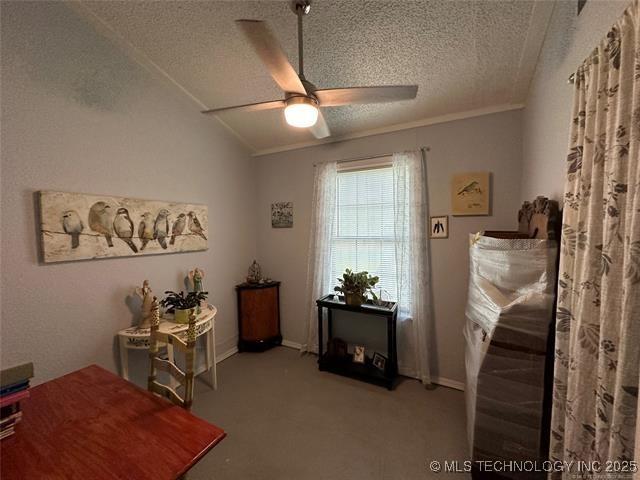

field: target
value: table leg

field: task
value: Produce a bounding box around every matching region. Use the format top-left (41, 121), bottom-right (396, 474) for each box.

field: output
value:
top-left (119, 336), bottom-right (129, 380)
top-left (209, 328), bottom-right (217, 390)
top-left (167, 342), bottom-right (177, 390)
top-left (387, 315), bottom-right (395, 390)
top-left (317, 306), bottom-right (323, 365)
top-left (203, 328), bottom-right (217, 390)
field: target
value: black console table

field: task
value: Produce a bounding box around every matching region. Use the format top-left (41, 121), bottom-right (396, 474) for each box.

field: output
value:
top-left (316, 294), bottom-right (398, 390)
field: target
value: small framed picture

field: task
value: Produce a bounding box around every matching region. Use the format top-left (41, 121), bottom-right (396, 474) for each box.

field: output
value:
top-left (353, 345), bottom-right (365, 364)
top-left (430, 215), bottom-right (448, 239)
top-left (271, 202), bottom-right (293, 228)
top-left (372, 352), bottom-right (387, 371)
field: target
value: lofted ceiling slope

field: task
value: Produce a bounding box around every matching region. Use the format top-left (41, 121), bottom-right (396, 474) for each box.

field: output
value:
top-left (78, 0), bottom-right (553, 154)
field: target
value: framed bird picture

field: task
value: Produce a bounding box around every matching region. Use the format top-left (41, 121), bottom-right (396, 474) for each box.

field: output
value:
top-left (451, 172), bottom-right (491, 216)
top-left (37, 191), bottom-right (208, 263)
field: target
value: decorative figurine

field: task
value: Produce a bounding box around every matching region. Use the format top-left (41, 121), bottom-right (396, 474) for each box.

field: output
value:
top-left (247, 260), bottom-right (263, 284)
top-left (188, 267), bottom-right (205, 292)
top-left (135, 280), bottom-right (155, 328)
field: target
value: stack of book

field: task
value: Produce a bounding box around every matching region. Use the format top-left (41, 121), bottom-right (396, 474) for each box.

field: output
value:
top-left (1, 363), bottom-right (34, 440)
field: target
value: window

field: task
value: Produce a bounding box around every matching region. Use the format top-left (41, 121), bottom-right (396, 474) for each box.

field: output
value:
top-left (330, 164), bottom-right (399, 301)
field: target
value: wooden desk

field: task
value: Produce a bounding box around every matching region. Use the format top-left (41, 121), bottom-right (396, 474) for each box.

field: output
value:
top-left (0, 365), bottom-right (225, 479)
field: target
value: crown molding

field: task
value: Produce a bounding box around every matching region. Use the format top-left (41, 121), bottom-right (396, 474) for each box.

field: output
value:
top-left (252, 103), bottom-right (524, 157)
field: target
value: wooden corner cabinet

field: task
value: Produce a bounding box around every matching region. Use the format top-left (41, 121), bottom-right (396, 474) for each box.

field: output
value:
top-left (235, 281), bottom-right (282, 352)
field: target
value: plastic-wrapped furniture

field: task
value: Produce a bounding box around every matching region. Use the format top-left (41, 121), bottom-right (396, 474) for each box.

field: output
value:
top-left (464, 234), bottom-right (557, 473)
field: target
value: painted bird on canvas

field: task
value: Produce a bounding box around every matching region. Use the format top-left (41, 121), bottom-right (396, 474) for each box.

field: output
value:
top-left (457, 181), bottom-right (482, 197)
top-left (138, 212), bottom-right (154, 251)
top-left (170, 213), bottom-right (186, 246)
top-left (88, 201), bottom-right (114, 247)
top-left (62, 210), bottom-right (84, 249)
top-left (187, 211), bottom-right (207, 241)
top-left (154, 209), bottom-right (170, 249)
top-left (113, 207), bottom-right (138, 253)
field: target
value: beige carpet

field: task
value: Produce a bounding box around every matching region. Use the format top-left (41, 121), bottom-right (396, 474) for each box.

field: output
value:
top-left (189, 346), bottom-right (468, 480)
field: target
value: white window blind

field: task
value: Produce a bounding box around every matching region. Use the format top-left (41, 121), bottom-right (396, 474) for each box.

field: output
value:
top-left (330, 165), bottom-right (398, 301)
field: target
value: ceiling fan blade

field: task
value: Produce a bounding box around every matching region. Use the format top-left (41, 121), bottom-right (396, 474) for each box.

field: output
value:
top-left (309, 110), bottom-right (331, 139)
top-left (314, 85), bottom-right (418, 107)
top-left (201, 99), bottom-right (285, 115)
top-left (236, 20), bottom-right (306, 95)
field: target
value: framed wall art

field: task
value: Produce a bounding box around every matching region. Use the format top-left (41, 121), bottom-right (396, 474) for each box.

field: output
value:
top-left (271, 202), bottom-right (293, 228)
top-left (430, 215), bottom-right (449, 239)
top-left (38, 191), bottom-right (208, 263)
top-left (451, 172), bottom-right (491, 216)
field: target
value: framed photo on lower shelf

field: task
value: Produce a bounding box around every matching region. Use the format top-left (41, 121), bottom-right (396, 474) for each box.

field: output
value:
top-left (353, 345), bottom-right (365, 364)
top-left (372, 352), bottom-right (387, 371)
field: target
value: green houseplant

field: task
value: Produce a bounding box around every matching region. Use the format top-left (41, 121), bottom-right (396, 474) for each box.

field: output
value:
top-left (160, 290), bottom-right (208, 324)
top-left (334, 269), bottom-right (379, 306)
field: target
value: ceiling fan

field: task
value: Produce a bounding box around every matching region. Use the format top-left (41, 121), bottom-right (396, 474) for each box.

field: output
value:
top-left (201, 0), bottom-right (418, 139)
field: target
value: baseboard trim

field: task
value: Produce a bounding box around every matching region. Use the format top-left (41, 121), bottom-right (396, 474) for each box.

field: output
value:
top-left (432, 376), bottom-right (465, 391)
top-left (281, 339), bottom-right (303, 350)
top-left (216, 346), bottom-right (238, 364)
top-left (218, 340), bottom-right (465, 391)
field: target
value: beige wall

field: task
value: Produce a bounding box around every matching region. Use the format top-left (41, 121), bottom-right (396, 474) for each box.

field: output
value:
top-left (521, 0), bottom-right (629, 202)
top-left (254, 109), bottom-right (523, 385)
top-left (0, 2), bottom-right (256, 384)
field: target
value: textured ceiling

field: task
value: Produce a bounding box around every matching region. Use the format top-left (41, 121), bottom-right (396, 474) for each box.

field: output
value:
top-left (79, 0), bottom-right (550, 154)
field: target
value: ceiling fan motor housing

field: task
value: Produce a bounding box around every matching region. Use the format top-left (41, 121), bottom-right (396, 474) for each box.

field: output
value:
top-left (290, 0), bottom-right (311, 15)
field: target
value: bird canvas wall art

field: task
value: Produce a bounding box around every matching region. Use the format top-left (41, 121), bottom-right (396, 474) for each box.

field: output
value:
top-left (38, 191), bottom-right (208, 263)
top-left (451, 172), bottom-right (491, 216)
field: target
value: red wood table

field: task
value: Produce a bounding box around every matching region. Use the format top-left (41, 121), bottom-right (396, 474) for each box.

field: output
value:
top-left (0, 365), bottom-right (225, 479)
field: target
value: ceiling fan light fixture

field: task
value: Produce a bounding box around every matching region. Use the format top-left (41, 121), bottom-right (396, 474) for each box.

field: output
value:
top-left (284, 96), bottom-right (318, 128)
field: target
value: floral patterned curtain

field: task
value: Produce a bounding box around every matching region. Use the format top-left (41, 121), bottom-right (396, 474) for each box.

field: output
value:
top-left (550, 0), bottom-right (640, 473)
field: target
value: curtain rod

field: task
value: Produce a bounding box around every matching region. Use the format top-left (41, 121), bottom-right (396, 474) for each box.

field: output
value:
top-left (313, 146), bottom-right (430, 166)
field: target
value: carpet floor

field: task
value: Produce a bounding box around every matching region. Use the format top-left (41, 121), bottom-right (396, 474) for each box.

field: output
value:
top-left (189, 346), bottom-right (468, 480)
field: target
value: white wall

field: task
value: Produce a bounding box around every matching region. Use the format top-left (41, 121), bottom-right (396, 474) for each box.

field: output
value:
top-left (253, 109), bottom-right (523, 385)
top-left (0, 2), bottom-right (256, 384)
top-left (521, 0), bottom-right (629, 201)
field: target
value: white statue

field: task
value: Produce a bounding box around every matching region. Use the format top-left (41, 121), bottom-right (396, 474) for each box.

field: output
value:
top-left (188, 268), bottom-right (205, 292)
top-left (135, 280), bottom-right (154, 328)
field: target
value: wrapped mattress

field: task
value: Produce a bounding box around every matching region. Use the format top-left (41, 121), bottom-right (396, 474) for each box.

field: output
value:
top-left (465, 234), bottom-right (558, 470)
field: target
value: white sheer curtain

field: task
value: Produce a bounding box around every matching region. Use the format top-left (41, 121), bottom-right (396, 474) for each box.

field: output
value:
top-left (303, 153), bottom-right (432, 386)
top-left (302, 161), bottom-right (338, 353)
top-left (393, 151), bottom-right (432, 385)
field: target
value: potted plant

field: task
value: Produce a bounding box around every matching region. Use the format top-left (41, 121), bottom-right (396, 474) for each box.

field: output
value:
top-left (160, 290), bottom-right (208, 324)
top-left (334, 269), bottom-right (379, 306)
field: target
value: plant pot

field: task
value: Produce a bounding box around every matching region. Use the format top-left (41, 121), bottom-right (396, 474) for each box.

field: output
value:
top-left (344, 293), bottom-right (364, 306)
top-left (173, 308), bottom-right (191, 324)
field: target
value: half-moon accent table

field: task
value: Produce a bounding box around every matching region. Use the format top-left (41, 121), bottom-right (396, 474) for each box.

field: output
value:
top-left (118, 305), bottom-right (217, 389)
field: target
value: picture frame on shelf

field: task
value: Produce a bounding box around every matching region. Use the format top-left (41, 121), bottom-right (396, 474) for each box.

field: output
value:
top-left (372, 352), bottom-right (387, 371)
top-left (352, 345), bottom-right (365, 364)
top-left (327, 337), bottom-right (348, 359)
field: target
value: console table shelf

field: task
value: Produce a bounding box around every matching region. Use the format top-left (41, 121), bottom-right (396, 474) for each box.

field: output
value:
top-left (316, 294), bottom-right (398, 390)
